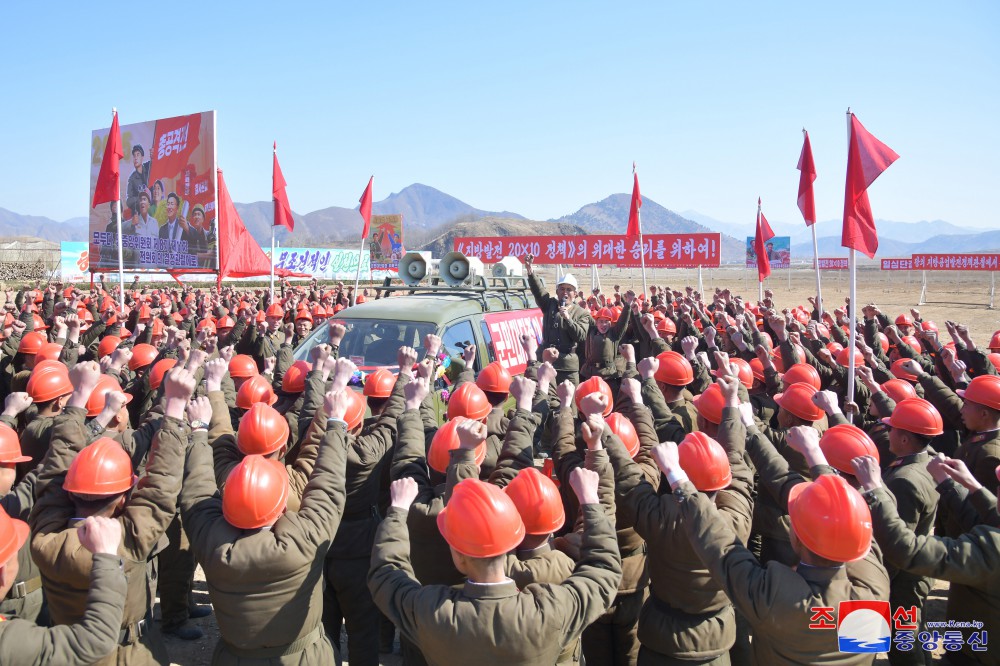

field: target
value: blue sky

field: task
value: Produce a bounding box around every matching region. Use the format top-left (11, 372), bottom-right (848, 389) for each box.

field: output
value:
top-left (2, 1), bottom-right (997, 229)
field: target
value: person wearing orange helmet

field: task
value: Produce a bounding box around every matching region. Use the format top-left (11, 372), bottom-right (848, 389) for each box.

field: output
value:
top-left (663, 423), bottom-right (888, 665)
top-left (854, 455), bottom-right (999, 666)
top-left (635, 338), bottom-right (711, 442)
top-left (602, 375), bottom-right (755, 665)
top-left (371, 456), bottom-right (621, 666)
top-left (29, 360), bottom-right (194, 665)
top-left (580, 292), bottom-right (636, 388)
top-left (176, 385), bottom-right (353, 663)
top-left (0, 514), bottom-right (132, 664)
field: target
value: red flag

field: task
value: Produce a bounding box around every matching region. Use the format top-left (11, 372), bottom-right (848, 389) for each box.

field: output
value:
top-left (92, 111), bottom-right (123, 208)
top-left (797, 130), bottom-right (817, 225)
top-left (272, 142), bottom-right (294, 231)
top-left (146, 112), bottom-right (203, 188)
top-left (754, 198), bottom-right (774, 282)
top-left (842, 114), bottom-right (899, 259)
top-left (216, 169), bottom-right (274, 285)
top-left (626, 163), bottom-right (642, 239)
top-left (359, 176), bottom-right (374, 239)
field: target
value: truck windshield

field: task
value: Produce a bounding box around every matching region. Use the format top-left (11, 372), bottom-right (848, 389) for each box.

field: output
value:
top-left (292, 318), bottom-right (437, 369)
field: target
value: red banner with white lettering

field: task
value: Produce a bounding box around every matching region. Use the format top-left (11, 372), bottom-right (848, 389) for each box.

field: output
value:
top-left (911, 254), bottom-right (1000, 271)
top-left (880, 258), bottom-right (914, 271)
top-left (454, 234), bottom-right (722, 268)
top-left (817, 258), bottom-right (849, 270)
top-left (482, 309), bottom-right (544, 375)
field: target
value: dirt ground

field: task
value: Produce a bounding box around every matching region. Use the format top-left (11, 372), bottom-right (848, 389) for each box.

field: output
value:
top-left (156, 265), bottom-right (989, 664)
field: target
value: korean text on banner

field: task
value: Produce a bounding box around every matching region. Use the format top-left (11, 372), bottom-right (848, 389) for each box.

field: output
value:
top-left (89, 110), bottom-right (217, 273)
top-left (910, 254), bottom-right (1000, 271)
top-left (454, 234), bottom-right (722, 268)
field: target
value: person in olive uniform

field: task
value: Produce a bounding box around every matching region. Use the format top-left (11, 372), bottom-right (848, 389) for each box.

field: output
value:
top-left (526, 254), bottom-right (592, 385)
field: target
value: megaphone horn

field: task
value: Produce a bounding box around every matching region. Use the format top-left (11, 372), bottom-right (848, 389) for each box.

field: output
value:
top-left (440, 251), bottom-right (472, 286)
top-left (399, 252), bottom-right (428, 287)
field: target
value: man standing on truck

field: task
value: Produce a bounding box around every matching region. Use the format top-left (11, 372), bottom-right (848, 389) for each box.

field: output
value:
top-left (525, 253), bottom-right (592, 385)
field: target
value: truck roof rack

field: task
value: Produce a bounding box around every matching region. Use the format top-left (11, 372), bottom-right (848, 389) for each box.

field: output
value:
top-left (374, 275), bottom-right (542, 311)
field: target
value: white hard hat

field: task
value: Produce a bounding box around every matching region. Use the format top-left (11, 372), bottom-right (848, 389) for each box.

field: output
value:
top-left (557, 274), bottom-right (578, 289)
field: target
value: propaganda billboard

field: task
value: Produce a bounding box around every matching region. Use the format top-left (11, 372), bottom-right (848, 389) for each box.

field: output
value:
top-left (746, 236), bottom-right (790, 269)
top-left (369, 214), bottom-right (404, 273)
top-left (89, 111), bottom-right (217, 272)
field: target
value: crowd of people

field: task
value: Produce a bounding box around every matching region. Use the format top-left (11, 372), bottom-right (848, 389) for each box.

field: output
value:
top-left (0, 263), bottom-right (996, 666)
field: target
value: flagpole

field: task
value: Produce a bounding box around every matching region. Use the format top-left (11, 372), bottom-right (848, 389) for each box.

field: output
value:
top-left (634, 162), bottom-right (648, 296)
top-left (811, 224), bottom-right (823, 316)
top-left (112, 108), bottom-right (126, 314)
top-left (845, 108), bottom-right (857, 422)
top-left (269, 224), bottom-right (276, 303)
top-left (756, 199), bottom-right (764, 303)
top-left (353, 234), bottom-right (366, 299)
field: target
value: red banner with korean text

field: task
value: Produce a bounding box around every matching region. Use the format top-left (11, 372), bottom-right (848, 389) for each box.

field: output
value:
top-left (817, 258), bottom-right (849, 270)
top-left (454, 234), bottom-right (722, 268)
top-left (911, 254), bottom-right (1000, 271)
top-left (482, 309), bottom-right (544, 376)
top-left (880, 258), bottom-right (914, 271)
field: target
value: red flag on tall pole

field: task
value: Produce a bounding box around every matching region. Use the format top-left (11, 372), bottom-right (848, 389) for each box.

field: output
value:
top-left (842, 113), bottom-right (899, 259)
top-left (272, 141), bottom-right (294, 231)
top-left (359, 176), bottom-right (374, 239)
top-left (626, 162), bottom-right (642, 239)
top-left (797, 130), bottom-right (817, 225)
top-left (92, 111), bottom-right (123, 208)
top-left (754, 197), bottom-right (775, 282)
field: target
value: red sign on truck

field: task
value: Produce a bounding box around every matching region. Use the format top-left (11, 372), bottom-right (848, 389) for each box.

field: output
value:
top-left (482, 309), bottom-right (544, 376)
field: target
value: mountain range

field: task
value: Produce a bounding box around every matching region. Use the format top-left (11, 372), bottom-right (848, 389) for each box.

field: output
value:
top-left (2, 184), bottom-right (997, 263)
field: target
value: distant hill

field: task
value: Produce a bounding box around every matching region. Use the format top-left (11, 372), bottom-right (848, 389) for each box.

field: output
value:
top-left (0, 208), bottom-right (86, 243)
top-left (793, 230), bottom-right (1000, 260)
top-left (374, 183), bottom-right (524, 232)
top-left (558, 195), bottom-right (745, 262)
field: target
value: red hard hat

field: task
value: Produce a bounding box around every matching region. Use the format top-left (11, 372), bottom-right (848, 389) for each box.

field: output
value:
top-left (32, 314), bottom-right (48, 331)
top-left (98, 335), bottom-right (122, 358)
top-left (255, 310), bottom-right (266, 324)
top-left (881, 378), bottom-right (917, 403)
top-left (956, 374), bottom-right (1000, 411)
top-left (774, 382), bottom-right (825, 422)
top-left (476, 361), bottom-right (513, 395)
top-left (836, 347), bottom-right (865, 368)
top-left (437, 478), bottom-right (525, 558)
top-left (355, 295), bottom-right (367, 304)
top-left (18, 331), bottom-right (46, 355)
top-left (222, 455), bottom-right (289, 529)
top-left (363, 368), bottom-right (396, 399)
top-left (294, 308), bottom-right (313, 323)
top-left (137, 304), bottom-right (152, 320)
top-left (575, 376), bottom-right (614, 416)
top-left (342, 389), bottom-right (367, 431)
top-left (595, 307), bottom-right (613, 322)
top-left (654, 351), bottom-right (694, 387)
top-left (86, 375), bottom-right (132, 417)
top-left (692, 383), bottom-right (726, 425)
top-left (428, 417), bottom-right (486, 474)
top-left (611, 306), bottom-right (623, 324)
top-left (989, 330), bottom-right (1000, 352)
top-left (265, 303), bottom-right (285, 319)
top-left (0, 512), bottom-right (29, 568)
top-left (877, 332), bottom-right (890, 354)
top-left (237, 403), bottom-right (290, 456)
top-left (895, 314), bottom-right (914, 327)
top-left (901, 335), bottom-right (921, 354)
top-left (988, 353), bottom-right (1000, 373)
top-left (657, 317), bottom-right (677, 335)
top-left (504, 467), bottom-right (565, 535)
top-left (788, 474), bottom-right (872, 562)
top-left (128, 343), bottom-right (159, 371)
top-left (311, 305), bottom-right (329, 320)
top-left (606, 412), bottom-right (639, 457)
top-left (150, 319), bottom-right (166, 337)
top-left (35, 342), bottom-right (64, 363)
top-left (63, 438), bottom-right (135, 496)
top-left (229, 354), bottom-right (259, 379)
top-left (0, 423), bottom-right (30, 464)
top-left (920, 320), bottom-right (938, 333)
top-left (216, 315), bottom-right (236, 330)
top-left (149, 358), bottom-right (177, 390)
top-left (748, 358), bottom-right (766, 383)
top-left (712, 358), bottom-right (753, 389)
top-left (890, 358), bottom-right (919, 383)
top-left (448, 383), bottom-right (492, 422)
top-left (281, 360), bottom-right (312, 394)
top-left (26, 363), bottom-right (73, 403)
top-left (236, 374), bottom-right (278, 409)
top-left (679, 432), bottom-right (732, 491)
top-left (819, 424), bottom-right (880, 475)
top-left (196, 319), bottom-right (216, 335)
top-left (826, 342), bottom-right (845, 356)
top-left (881, 398), bottom-right (944, 437)
top-left (782, 363), bottom-right (821, 390)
